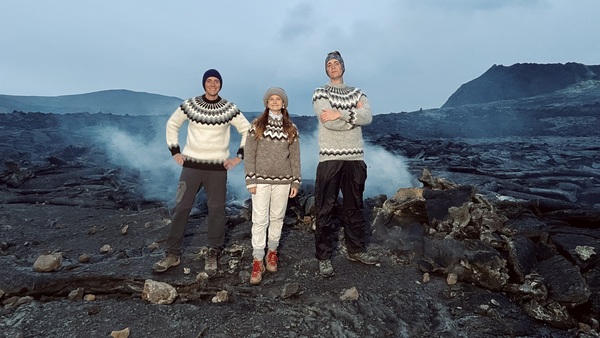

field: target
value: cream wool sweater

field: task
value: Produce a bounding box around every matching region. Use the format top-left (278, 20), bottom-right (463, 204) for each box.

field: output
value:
top-left (312, 82), bottom-right (372, 162)
top-left (166, 95), bottom-right (251, 171)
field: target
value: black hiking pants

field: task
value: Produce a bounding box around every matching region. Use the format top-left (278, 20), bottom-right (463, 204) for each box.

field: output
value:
top-left (314, 160), bottom-right (367, 260)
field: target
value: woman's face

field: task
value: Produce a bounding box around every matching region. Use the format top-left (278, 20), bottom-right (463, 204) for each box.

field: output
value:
top-left (267, 95), bottom-right (284, 112)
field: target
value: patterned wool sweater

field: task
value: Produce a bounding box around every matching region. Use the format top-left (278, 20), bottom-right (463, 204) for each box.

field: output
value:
top-left (166, 95), bottom-right (250, 171)
top-left (312, 82), bottom-right (372, 162)
top-left (244, 114), bottom-right (301, 189)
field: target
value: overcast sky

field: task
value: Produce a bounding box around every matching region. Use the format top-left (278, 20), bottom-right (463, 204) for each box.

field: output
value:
top-left (1, 0), bottom-right (598, 115)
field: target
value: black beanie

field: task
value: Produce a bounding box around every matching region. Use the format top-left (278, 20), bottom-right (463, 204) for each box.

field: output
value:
top-left (202, 69), bottom-right (222, 90)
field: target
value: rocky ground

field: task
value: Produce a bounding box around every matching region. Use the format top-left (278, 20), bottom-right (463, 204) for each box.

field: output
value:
top-left (1, 106), bottom-right (600, 337)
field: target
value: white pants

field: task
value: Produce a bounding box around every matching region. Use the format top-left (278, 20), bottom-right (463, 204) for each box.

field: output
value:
top-left (251, 183), bottom-right (291, 260)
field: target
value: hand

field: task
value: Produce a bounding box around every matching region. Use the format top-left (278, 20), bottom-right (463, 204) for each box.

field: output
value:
top-left (356, 101), bottom-right (363, 109)
top-left (320, 109), bottom-right (341, 122)
top-left (248, 187), bottom-right (256, 195)
top-left (289, 187), bottom-right (298, 198)
top-left (224, 157), bottom-right (241, 170)
top-left (173, 153), bottom-right (184, 166)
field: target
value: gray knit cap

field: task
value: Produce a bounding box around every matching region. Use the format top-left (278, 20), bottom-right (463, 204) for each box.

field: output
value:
top-left (325, 51), bottom-right (345, 75)
top-left (263, 87), bottom-right (288, 107)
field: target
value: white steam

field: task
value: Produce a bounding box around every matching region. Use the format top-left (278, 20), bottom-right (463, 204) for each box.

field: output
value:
top-left (91, 119), bottom-right (416, 205)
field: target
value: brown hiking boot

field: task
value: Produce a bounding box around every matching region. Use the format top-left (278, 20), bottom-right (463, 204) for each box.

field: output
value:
top-left (250, 259), bottom-right (265, 285)
top-left (265, 250), bottom-right (278, 272)
top-left (152, 254), bottom-right (180, 273)
top-left (205, 248), bottom-right (219, 276)
top-left (319, 259), bottom-right (334, 278)
top-left (347, 251), bottom-right (379, 265)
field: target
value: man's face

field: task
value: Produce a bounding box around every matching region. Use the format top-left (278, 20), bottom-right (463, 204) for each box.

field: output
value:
top-left (326, 59), bottom-right (343, 79)
top-left (204, 77), bottom-right (221, 96)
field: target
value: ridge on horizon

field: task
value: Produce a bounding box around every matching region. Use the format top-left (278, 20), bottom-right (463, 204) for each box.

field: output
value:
top-left (2, 62), bottom-right (599, 115)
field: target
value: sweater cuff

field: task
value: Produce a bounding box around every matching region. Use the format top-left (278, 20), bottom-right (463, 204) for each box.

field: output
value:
top-left (236, 148), bottom-right (244, 160)
top-left (169, 146), bottom-right (181, 156)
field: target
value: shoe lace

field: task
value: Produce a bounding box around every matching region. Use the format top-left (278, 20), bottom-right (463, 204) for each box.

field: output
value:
top-left (267, 251), bottom-right (278, 265)
top-left (252, 260), bottom-right (262, 276)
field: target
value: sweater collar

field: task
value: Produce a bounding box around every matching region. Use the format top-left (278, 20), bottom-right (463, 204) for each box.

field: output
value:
top-left (202, 94), bottom-right (222, 103)
top-left (269, 111), bottom-right (283, 120)
top-left (326, 81), bottom-right (347, 89)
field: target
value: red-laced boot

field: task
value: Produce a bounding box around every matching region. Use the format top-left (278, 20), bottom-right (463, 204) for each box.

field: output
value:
top-left (250, 259), bottom-right (265, 285)
top-left (266, 250), bottom-right (278, 272)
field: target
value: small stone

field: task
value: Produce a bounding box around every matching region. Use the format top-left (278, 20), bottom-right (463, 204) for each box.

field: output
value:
top-left (87, 306), bottom-right (100, 315)
top-left (78, 253), bottom-right (91, 263)
top-left (196, 272), bottom-right (209, 283)
top-left (142, 279), bottom-right (178, 305)
top-left (100, 244), bottom-right (112, 254)
top-left (183, 267), bottom-right (191, 275)
top-left (147, 242), bottom-right (159, 251)
top-left (68, 288), bottom-right (84, 301)
top-left (111, 327), bottom-right (130, 338)
top-left (447, 273), bottom-right (458, 285)
top-left (281, 282), bottom-right (301, 299)
top-left (84, 294), bottom-right (96, 301)
top-left (423, 272), bottom-right (430, 283)
top-left (303, 216), bottom-right (312, 225)
top-left (228, 258), bottom-right (239, 272)
top-left (2, 296), bottom-right (19, 307)
top-left (88, 226), bottom-right (97, 235)
top-left (121, 224), bottom-right (129, 235)
top-left (340, 287), bottom-right (359, 301)
top-left (211, 290), bottom-right (228, 303)
top-left (33, 252), bottom-right (63, 272)
top-left (578, 322), bottom-right (592, 334)
top-left (223, 244), bottom-right (244, 254)
top-left (490, 299), bottom-right (500, 306)
top-left (575, 245), bottom-right (596, 261)
top-left (13, 296), bottom-right (34, 308)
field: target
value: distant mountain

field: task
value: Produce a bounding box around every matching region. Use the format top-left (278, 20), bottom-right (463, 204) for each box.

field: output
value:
top-left (0, 89), bottom-right (183, 115)
top-left (371, 78), bottom-right (600, 140)
top-left (443, 62), bottom-right (600, 108)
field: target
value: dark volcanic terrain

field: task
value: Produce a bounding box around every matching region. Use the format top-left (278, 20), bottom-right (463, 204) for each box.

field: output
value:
top-left (1, 63), bottom-right (600, 337)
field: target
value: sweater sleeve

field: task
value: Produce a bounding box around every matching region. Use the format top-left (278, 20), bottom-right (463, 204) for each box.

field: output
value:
top-left (339, 94), bottom-right (373, 126)
top-left (244, 128), bottom-right (258, 187)
top-left (289, 136), bottom-right (302, 190)
top-left (231, 112), bottom-right (251, 158)
top-left (312, 92), bottom-right (355, 131)
top-left (165, 106), bottom-right (187, 155)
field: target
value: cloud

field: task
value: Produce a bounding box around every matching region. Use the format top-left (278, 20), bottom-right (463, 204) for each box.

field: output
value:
top-left (2, 0), bottom-right (599, 116)
top-left (280, 2), bottom-right (315, 41)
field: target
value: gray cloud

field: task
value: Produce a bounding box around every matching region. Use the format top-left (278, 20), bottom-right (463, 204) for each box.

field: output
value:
top-left (1, 0), bottom-right (599, 115)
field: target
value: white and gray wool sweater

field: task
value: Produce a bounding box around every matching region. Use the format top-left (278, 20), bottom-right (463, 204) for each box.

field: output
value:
top-left (166, 95), bottom-right (250, 171)
top-left (312, 82), bottom-right (372, 162)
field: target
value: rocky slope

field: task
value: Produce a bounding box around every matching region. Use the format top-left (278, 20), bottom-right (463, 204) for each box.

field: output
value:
top-left (0, 89), bottom-right (182, 115)
top-left (443, 62), bottom-right (600, 108)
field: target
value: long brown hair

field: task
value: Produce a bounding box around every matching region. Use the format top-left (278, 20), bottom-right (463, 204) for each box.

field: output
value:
top-left (253, 107), bottom-right (298, 144)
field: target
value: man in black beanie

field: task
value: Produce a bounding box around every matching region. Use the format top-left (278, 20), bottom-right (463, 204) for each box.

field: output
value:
top-left (312, 51), bottom-right (379, 278)
top-left (153, 68), bottom-right (251, 275)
